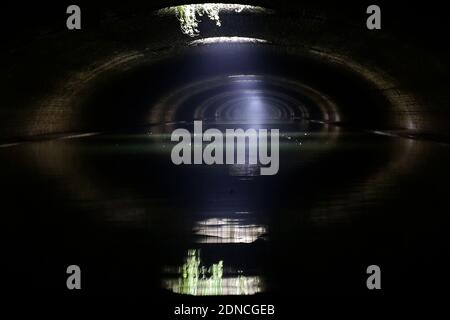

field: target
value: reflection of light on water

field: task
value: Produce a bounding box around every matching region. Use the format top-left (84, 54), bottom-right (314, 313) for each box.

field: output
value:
top-left (190, 37), bottom-right (269, 45)
top-left (163, 250), bottom-right (263, 296)
top-left (194, 218), bottom-right (267, 243)
top-left (229, 164), bottom-right (260, 176)
top-left (164, 276), bottom-right (263, 296)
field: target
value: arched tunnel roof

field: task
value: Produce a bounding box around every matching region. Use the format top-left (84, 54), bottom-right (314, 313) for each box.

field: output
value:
top-left (2, 1), bottom-right (450, 143)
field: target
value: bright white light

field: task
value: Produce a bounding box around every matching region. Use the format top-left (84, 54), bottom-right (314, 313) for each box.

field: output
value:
top-left (194, 218), bottom-right (267, 243)
top-left (228, 75), bottom-right (259, 78)
top-left (189, 36), bottom-right (269, 45)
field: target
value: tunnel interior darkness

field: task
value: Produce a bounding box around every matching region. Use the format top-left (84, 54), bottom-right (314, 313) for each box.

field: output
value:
top-left (2, 0), bottom-right (450, 303)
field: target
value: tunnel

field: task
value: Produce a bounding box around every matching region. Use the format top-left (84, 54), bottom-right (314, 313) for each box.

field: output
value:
top-left (2, 0), bottom-right (450, 309)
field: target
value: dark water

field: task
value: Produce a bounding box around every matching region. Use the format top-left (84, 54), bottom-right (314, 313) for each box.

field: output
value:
top-left (2, 121), bottom-right (449, 301)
